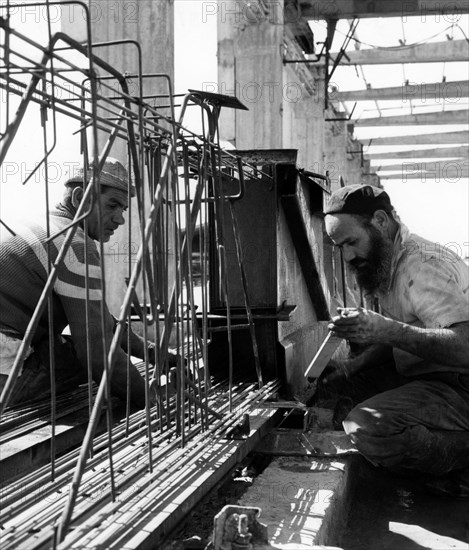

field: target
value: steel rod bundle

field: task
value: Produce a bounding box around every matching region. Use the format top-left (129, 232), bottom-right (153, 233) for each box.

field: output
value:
top-left (0, 379), bottom-right (280, 550)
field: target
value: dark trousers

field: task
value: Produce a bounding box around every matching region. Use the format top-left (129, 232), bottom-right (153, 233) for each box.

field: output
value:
top-left (318, 362), bottom-right (469, 475)
top-left (0, 335), bottom-right (86, 408)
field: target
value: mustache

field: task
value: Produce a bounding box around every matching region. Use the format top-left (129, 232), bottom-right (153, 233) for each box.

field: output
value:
top-left (349, 258), bottom-right (369, 270)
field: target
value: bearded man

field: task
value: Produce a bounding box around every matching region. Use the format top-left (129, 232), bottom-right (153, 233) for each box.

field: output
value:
top-left (321, 184), bottom-right (469, 497)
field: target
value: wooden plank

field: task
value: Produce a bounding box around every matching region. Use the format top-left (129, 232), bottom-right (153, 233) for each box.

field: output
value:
top-left (353, 110), bottom-right (469, 126)
top-left (329, 40), bottom-right (469, 65)
top-left (335, 81), bottom-right (469, 102)
top-left (304, 332), bottom-right (342, 379)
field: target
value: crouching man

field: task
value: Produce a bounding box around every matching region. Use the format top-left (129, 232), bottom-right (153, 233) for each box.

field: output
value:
top-left (0, 158), bottom-right (159, 409)
top-left (321, 184), bottom-right (469, 497)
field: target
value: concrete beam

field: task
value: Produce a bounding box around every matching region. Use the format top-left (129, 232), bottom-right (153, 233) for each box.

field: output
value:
top-left (290, 0), bottom-right (469, 19)
top-left (286, 16), bottom-right (316, 54)
top-left (335, 80), bottom-right (469, 102)
top-left (380, 170), bottom-right (469, 180)
top-left (362, 131), bottom-right (469, 146)
top-left (330, 40), bottom-right (468, 65)
top-left (366, 146), bottom-right (469, 159)
top-left (238, 455), bottom-right (354, 546)
top-left (372, 160), bottom-right (467, 172)
top-left (353, 110), bottom-right (469, 126)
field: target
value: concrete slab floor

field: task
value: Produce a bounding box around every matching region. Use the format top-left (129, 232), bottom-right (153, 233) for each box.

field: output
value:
top-left (343, 457), bottom-right (469, 550)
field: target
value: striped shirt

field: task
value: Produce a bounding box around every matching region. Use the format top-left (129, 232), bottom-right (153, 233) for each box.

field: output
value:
top-left (0, 206), bottom-right (145, 405)
top-left (0, 206), bottom-right (102, 345)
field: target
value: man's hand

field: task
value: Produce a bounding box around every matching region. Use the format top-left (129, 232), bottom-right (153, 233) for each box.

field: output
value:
top-left (305, 358), bottom-right (352, 407)
top-left (167, 349), bottom-right (181, 367)
top-left (147, 345), bottom-right (182, 368)
top-left (319, 359), bottom-right (351, 388)
top-left (328, 307), bottom-right (390, 345)
top-left (149, 377), bottom-right (159, 407)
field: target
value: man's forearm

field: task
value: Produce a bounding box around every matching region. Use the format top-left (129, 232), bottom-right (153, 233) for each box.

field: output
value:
top-left (72, 327), bottom-right (146, 407)
top-left (109, 350), bottom-right (146, 408)
top-left (330, 308), bottom-right (469, 368)
top-left (348, 344), bottom-right (393, 375)
top-left (377, 318), bottom-right (469, 366)
top-left (118, 322), bottom-right (178, 368)
top-left (119, 320), bottom-right (149, 360)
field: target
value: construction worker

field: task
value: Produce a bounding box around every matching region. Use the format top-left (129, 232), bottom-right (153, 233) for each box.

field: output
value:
top-left (322, 184), bottom-right (469, 497)
top-left (0, 158), bottom-right (157, 409)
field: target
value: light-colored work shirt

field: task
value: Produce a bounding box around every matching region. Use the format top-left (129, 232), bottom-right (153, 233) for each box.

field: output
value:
top-left (378, 222), bottom-right (469, 376)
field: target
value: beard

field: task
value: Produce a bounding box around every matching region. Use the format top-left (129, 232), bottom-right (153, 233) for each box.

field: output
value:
top-left (349, 224), bottom-right (394, 295)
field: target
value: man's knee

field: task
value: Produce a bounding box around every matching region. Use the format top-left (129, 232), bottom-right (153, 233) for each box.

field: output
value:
top-left (343, 403), bottom-right (389, 439)
top-left (343, 405), bottom-right (379, 457)
top-left (343, 404), bottom-right (408, 468)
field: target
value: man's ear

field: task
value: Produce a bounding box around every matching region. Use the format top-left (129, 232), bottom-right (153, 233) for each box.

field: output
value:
top-left (71, 186), bottom-right (84, 209)
top-left (371, 209), bottom-right (389, 231)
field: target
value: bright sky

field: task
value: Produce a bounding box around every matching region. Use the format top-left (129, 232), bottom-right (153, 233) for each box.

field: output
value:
top-left (1, 1), bottom-right (468, 257)
top-left (314, 16), bottom-right (469, 253)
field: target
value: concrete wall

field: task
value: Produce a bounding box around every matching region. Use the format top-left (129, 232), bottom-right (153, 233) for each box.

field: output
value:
top-left (216, 1), bottom-right (378, 394)
top-left (277, 185), bottom-right (330, 395)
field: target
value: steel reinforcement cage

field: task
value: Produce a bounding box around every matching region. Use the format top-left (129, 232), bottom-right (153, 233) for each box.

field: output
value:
top-left (0, 3), bottom-right (276, 547)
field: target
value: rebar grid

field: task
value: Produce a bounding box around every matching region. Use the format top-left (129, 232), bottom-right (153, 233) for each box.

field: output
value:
top-left (0, 378), bottom-right (280, 550)
top-left (0, 4), bottom-right (273, 547)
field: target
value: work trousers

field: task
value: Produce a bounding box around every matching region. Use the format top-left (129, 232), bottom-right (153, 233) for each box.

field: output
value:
top-left (0, 335), bottom-right (86, 408)
top-left (323, 362), bottom-right (469, 475)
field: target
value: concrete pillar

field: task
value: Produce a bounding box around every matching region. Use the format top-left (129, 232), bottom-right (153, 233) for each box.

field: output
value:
top-left (282, 65), bottom-right (325, 171)
top-left (217, 0), bottom-right (284, 148)
top-left (323, 118), bottom-right (348, 192)
top-left (346, 135), bottom-right (364, 186)
top-left (62, 0), bottom-right (174, 315)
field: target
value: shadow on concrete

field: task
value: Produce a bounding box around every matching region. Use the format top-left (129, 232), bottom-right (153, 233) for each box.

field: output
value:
top-left (343, 456), bottom-right (469, 550)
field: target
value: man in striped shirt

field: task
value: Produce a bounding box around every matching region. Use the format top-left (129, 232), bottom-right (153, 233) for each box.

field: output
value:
top-left (0, 158), bottom-right (152, 409)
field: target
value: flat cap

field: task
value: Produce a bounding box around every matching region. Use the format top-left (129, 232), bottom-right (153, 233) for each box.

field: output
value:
top-left (324, 184), bottom-right (393, 216)
top-left (64, 157), bottom-right (135, 197)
